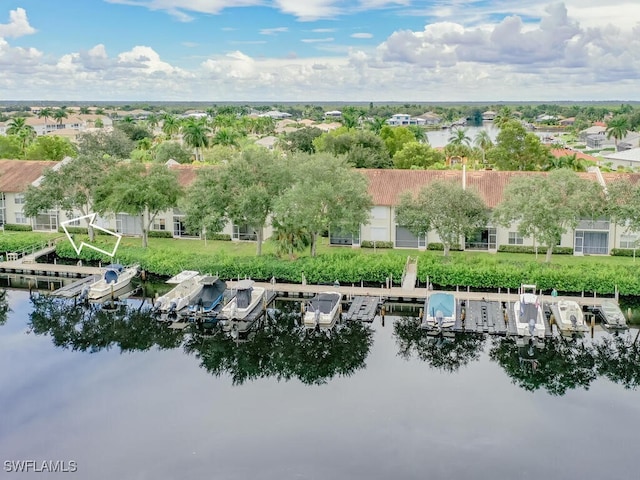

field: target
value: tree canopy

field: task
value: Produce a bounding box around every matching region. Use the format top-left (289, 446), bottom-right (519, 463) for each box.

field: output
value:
top-left (94, 162), bottom-right (182, 247)
top-left (24, 154), bottom-right (117, 241)
top-left (272, 153), bottom-right (372, 256)
top-left (487, 120), bottom-right (551, 171)
top-left (493, 169), bottom-right (606, 262)
top-left (395, 180), bottom-right (489, 256)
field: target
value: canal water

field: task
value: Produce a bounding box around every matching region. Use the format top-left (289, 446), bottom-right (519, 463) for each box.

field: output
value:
top-left (1, 289), bottom-right (639, 479)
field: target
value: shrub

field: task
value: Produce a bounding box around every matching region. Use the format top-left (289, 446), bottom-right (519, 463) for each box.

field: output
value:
top-left (148, 230), bottom-right (173, 238)
top-left (360, 240), bottom-right (394, 249)
top-left (498, 245), bottom-right (573, 255)
top-left (611, 248), bottom-right (638, 257)
top-left (427, 242), bottom-right (462, 251)
top-left (58, 226), bottom-right (89, 235)
top-left (3, 224), bottom-right (33, 232)
top-left (207, 233), bottom-right (232, 241)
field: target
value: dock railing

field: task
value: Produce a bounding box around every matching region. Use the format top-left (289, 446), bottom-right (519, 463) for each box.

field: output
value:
top-left (2, 236), bottom-right (66, 263)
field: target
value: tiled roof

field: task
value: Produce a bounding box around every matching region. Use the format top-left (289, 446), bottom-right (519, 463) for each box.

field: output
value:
top-left (359, 169), bottom-right (601, 208)
top-left (550, 148), bottom-right (599, 162)
top-left (0, 159), bottom-right (59, 192)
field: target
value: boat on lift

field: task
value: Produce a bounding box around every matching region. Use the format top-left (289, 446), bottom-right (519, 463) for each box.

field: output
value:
top-left (513, 284), bottom-right (546, 338)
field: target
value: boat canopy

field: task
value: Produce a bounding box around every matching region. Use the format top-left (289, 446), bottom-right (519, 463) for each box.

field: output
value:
top-left (427, 293), bottom-right (455, 318)
top-left (309, 293), bottom-right (340, 314)
top-left (103, 264), bottom-right (124, 283)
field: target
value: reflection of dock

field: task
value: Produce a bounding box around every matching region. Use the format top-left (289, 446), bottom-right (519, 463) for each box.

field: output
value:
top-left (51, 274), bottom-right (101, 298)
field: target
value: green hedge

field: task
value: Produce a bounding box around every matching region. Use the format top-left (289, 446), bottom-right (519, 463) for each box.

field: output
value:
top-left (427, 243), bottom-right (462, 251)
top-left (611, 248), bottom-right (640, 257)
top-left (361, 240), bottom-right (393, 249)
top-left (148, 230), bottom-right (173, 238)
top-left (206, 233), bottom-right (232, 241)
top-left (54, 240), bottom-right (640, 295)
top-left (498, 245), bottom-right (573, 255)
top-left (58, 226), bottom-right (88, 235)
top-left (3, 224), bottom-right (33, 232)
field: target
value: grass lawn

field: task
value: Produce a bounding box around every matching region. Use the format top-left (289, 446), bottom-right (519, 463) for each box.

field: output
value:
top-left (6, 230), bottom-right (639, 269)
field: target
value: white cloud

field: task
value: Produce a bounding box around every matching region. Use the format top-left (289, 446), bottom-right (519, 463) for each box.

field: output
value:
top-left (351, 32), bottom-right (373, 39)
top-left (260, 27), bottom-right (288, 35)
top-left (0, 8), bottom-right (36, 38)
top-left (2, 2), bottom-right (640, 101)
top-left (301, 37), bottom-right (334, 43)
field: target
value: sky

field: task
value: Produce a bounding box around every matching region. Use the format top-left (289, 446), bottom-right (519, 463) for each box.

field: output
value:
top-left (1, 0), bottom-right (639, 102)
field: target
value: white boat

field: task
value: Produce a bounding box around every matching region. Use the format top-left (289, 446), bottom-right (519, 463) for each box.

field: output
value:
top-left (219, 280), bottom-right (265, 320)
top-left (153, 271), bottom-right (205, 316)
top-left (303, 291), bottom-right (342, 330)
top-left (550, 299), bottom-right (588, 333)
top-left (513, 284), bottom-right (546, 338)
top-left (422, 292), bottom-right (456, 329)
top-left (87, 264), bottom-right (139, 300)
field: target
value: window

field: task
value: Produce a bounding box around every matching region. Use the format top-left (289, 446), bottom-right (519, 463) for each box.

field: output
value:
top-left (620, 234), bottom-right (639, 249)
top-left (14, 212), bottom-right (28, 224)
top-left (508, 232), bottom-right (524, 245)
top-left (14, 194), bottom-right (25, 204)
top-left (153, 218), bottom-right (166, 231)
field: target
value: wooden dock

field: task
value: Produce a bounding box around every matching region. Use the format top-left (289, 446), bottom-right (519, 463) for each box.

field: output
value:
top-left (50, 274), bottom-right (101, 298)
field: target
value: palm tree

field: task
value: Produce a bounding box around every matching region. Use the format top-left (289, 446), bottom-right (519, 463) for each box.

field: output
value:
top-left (38, 107), bottom-right (53, 133)
top-left (79, 106), bottom-right (90, 115)
top-left (94, 107), bottom-right (105, 116)
top-left (606, 116), bottom-right (630, 147)
top-left (493, 107), bottom-right (514, 127)
top-left (161, 114), bottom-right (180, 139)
top-left (6, 117), bottom-right (36, 156)
top-left (211, 127), bottom-right (241, 147)
top-left (474, 130), bottom-right (493, 165)
top-left (448, 127), bottom-right (471, 146)
top-left (181, 118), bottom-right (211, 161)
top-left (52, 107), bottom-right (68, 128)
top-left (367, 117), bottom-right (388, 135)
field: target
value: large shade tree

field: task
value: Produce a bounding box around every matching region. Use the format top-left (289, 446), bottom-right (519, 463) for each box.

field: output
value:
top-left (183, 147), bottom-right (291, 255)
top-left (487, 120), bottom-right (551, 171)
top-left (395, 180), bottom-right (489, 256)
top-left (23, 155), bottom-right (117, 241)
top-left (272, 153), bottom-right (373, 257)
top-left (94, 163), bottom-right (182, 247)
top-left (606, 177), bottom-right (640, 243)
top-left (492, 169), bottom-right (606, 262)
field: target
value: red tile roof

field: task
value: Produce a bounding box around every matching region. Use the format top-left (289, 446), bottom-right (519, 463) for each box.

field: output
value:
top-left (549, 148), bottom-right (599, 163)
top-left (359, 169), bottom-right (601, 208)
top-left (0, 159), bottom-right (58, 192)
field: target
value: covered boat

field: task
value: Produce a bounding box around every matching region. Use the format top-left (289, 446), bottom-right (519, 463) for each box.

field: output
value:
top-left (303, 291), bottom-right (342, 330)
top-left (219, 280), bottom-right (265, 320)
top-left (550, 299), bottom-right (588, 333)
top-left (513, 284), bottom-right (545, 338)
top-left (87, 264), bottom-right (139, 300)
top-left (422, 292), bottom-right (456, 329)
top-left (188, 276), bottom-right (227, 316)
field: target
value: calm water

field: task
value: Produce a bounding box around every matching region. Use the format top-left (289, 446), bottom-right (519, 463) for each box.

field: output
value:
top-left (426, 124), bottom-right (558, 148)
top-left (1, 289), bottom-right (639, 480)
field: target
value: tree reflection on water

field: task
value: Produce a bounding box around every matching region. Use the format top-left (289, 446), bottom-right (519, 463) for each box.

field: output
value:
top-left (0, 289), bottom-right (8, 326)
top-left (184, 312), bottom-right (374, 386)
top-left (394, 317), bottom-right (486, 372)
top-left (28, 294), bottom-right (183, 353)
top-left (488, 336), bottom-right (596, 396)
top-left (593, 332), bottom-right (640, 390)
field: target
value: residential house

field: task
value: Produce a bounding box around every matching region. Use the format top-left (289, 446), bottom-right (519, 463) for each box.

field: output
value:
top-left (0, 114), bottom-right (113, 137)
top-left (4, 159), bottom-right (640, 256)
top-left (601, 148), bottom-right (640, 170)
top-left (579, 125), bottom-right (606, 144)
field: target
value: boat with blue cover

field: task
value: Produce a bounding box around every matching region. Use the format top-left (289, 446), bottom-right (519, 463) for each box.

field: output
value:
top-left (422, 292), bottom-right (456, 329)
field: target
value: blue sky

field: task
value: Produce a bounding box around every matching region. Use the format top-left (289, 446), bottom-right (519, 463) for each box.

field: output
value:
top-left (1, 1), bottom-right (639, 101)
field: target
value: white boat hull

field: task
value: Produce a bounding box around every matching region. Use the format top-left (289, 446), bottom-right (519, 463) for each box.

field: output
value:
top-left (88, 266), bottom-right (138, 300)
top-left (513, 292), bottom-right (546, 339)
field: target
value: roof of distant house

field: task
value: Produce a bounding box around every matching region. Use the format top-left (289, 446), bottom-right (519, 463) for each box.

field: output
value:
top-left (550, 148), bottom-right (599, 163)
top-left (602, 147), bottom-right (640, 163)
